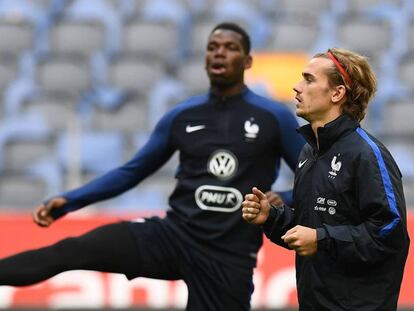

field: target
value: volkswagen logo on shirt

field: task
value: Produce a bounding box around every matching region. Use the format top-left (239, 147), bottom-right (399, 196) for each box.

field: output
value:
top-left (207, 149), bottom-right (238, 180)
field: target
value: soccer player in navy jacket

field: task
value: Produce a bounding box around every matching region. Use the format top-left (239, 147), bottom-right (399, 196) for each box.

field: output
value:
top-left (243, 48), bottom-right (409, 311)
top-left (0, 23), bottom-right (304, 310)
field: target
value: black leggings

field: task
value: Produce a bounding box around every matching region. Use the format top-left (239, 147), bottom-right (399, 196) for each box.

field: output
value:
top-left (0, 222), bottom-right (140, 286)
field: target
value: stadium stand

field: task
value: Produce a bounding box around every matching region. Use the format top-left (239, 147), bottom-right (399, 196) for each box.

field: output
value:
top-left (0, 0), bottom-right (413, 211)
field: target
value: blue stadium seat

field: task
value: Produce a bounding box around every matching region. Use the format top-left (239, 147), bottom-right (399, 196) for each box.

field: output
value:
top-left (141, 0), bottom-right (188, 24)
top-left (0, 113), bottom-right (51, 169)
top-left (57, 130), bottom-right (126, 174)
top-left (66, 0), bottom-right (122, 55)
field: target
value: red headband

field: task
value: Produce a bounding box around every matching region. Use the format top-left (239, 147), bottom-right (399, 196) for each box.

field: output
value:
top-left (327, 50), bottom-right (352, 86)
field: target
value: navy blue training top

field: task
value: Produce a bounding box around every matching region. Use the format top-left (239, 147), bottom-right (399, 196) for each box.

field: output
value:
top-left (54, 87), bottom-right (304, 267)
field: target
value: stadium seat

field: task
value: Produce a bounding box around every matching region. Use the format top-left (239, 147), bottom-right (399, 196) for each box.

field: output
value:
top-left (0, 19), bottom-right (35, 56)
top-left (406, 19), bottom-right (414, 54)
top-left (20, 91), bottom-right (79, 132)
top-left (88, 93), bottom-right (149, 134)
top-left (0, 0), bottom-right (50, 28)
top-left (122, 19), bottom-right (181, 63)
top-left (57, 130), bottom-right (126, 174)
top-left (147, 77), bottom-right (188, 129)
top-left (1, 137), bottom-right (55, 172)
top-left (336, 14), bottom-right (392, 57)
top-left (141, 0), bottom-right (188, 24)
top-left (35, 52), bottom-right (92, 96)
top-left (0, 52), bottom-right (18, 93)
top-left (262, 0), bottom-right (331, 18)
top-left (176, 54), bottom-right (209, 96)
top-left (345, 0), bottom-right (403, 14)
top-left (397, 52), bottom-right (414, 91)
top-left (48, 18), bottom-right (106, 56)
top-left (0, 172), bottom-right (49, 208)
top-left (66, 0), bottom-right (122, 55)
top-left (0, 113), bottom-right (52, 170)
top-left (381, 98), bottom-right (414, 137)
top-left (210, 0), bottom-right (262, 36)
top-left (266, 14), bottom-right (321, 52)
top-left (104, 0), bottom-right (135, 17)
top-left (107, 53), bottom-right (165, 96)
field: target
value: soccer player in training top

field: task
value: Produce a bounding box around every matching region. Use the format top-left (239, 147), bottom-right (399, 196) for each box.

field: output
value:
top-left (0, 23), bottom-right (304, 310)
top-left (243, 48), bottom-right (409, 311)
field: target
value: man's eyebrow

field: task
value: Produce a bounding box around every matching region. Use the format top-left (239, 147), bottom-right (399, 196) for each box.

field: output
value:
top-left (302, 72), bottom-right (315, 80)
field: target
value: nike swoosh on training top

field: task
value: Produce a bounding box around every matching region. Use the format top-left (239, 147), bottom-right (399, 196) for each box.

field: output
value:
top-left (298, 159), bottom-right (308, 168)
top-left (186, 125), bottom-right (206, 133)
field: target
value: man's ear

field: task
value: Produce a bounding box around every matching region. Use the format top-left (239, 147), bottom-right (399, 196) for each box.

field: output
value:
top-left (331, 85), bottom-right (346, 104)
top-left (244, 55), bottom-right (253, 70)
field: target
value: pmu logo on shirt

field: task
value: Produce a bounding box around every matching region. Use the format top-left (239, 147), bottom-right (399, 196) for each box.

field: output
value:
top-left (195, 185), bottom-right (243, 212)
top-left (207, 149), bottom-right (238, 180)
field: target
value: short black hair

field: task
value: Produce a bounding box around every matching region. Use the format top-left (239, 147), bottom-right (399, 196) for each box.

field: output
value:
top-left (210, 22), bottom-right (251, 54)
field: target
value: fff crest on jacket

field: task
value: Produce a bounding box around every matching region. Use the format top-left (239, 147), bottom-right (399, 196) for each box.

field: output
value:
top-left (329, 154), bottom-right (342, 178)
top-left (244, 118), bottom-right (259, 139)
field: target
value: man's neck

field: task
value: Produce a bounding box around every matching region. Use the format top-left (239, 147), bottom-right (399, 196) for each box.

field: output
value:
top-left (210, 82), bottom-right (245, 98)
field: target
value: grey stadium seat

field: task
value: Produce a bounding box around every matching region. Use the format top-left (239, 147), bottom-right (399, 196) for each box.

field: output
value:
top-left (0, 52), bottom-right (18, 92)
top-left (0, 172), bottom-right (48, 208)
top-left (0, 19), bottom-right (34, 55)
top-left (397, 53), bottom-right (414, 91)
top-left (263, 0), bottom-right (331, 18)
top-left (36, 53), bottom-right (92, 96)
top-left (381, 98), bottom-right (414, 137)
top-left (266, 15), bottom-right (320, 52)
top-left (177, 54), bottom-right (209, 96)
top-left (336, 14), bottom-right (391, 56)
top-left (346, 0), bottom-right (403, 14)
top-left (89, 93), bottom-right (149, 134)
top-left (20, 92), bottom-right (79, 132)
top-left (48, 19), bottom-right (106, 56)
top-left (1, 136), bottom-right (56, 172)
top-left (122, 19), bottom-right (179, 63)
top-left (107, 53), bottom-right (165, 95)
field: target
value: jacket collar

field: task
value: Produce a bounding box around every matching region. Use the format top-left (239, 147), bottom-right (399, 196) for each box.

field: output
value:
top-left (209, 85), bottom-right (249, 105)
top-left (298, 114), bottom-right (360, 153)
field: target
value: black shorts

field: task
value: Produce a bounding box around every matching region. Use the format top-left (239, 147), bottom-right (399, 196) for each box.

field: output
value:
top-left (125, 216), bottom-right (254, 311)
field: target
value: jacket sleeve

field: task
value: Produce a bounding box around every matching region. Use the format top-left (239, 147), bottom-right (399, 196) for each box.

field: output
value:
top-left (263, 204), bottom-right (297, 249)
top-left (317, 141), bottom-right (409, 265)
top-left (50, 110), bottom-right (177, 219)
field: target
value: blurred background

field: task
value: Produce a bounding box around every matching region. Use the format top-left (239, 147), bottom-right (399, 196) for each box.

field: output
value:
top-left (0, 0), bottom-right (413, 310)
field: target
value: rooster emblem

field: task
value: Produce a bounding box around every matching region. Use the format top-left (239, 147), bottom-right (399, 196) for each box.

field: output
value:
top-left (329, 155), bottom-right (342, 177)
top-left (244, 119), bottom-right (259, 139)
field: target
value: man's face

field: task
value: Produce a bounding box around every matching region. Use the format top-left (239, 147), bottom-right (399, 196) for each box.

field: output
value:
top-left (205, 29), bottom-right (252, 87)
top-left (293, 57), bottom-right (337, 123)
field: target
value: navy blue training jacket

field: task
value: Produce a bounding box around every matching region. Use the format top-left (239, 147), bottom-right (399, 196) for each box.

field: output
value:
top-left (52, 87), bottom-right (304, 267)
top-left (264, 115), bottom-right (410, 310)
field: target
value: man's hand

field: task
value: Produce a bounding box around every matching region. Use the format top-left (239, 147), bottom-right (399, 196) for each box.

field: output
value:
top-left (242, 187), bottom-right (271, 225)
top-left (282, 225), bottom-right (317, 256)
top-left (265, 191), bottom-right (284, 207)
top-left (32, 197), bottom-right (67, 227)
